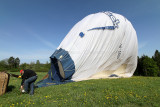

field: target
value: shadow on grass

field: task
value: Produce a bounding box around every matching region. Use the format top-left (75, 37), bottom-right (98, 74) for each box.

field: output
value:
top-left (7, 85), bottom-right (15, 92)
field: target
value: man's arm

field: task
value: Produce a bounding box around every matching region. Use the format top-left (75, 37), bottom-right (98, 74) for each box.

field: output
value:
top-left (21, 74), bottom-right (26, 85)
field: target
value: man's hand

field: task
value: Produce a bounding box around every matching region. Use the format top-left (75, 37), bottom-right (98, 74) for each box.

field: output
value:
top-left (18, 76), bottom-right (22, 78)
top-left (20, 85), bottom-right (23, 89)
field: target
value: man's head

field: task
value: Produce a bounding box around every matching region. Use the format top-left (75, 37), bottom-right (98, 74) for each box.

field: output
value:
top-left (20, 69), bottom-right (24, 75)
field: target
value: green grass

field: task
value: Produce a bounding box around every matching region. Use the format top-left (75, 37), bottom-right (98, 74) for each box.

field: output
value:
top-left (0, 72), bottom-right (160, 107)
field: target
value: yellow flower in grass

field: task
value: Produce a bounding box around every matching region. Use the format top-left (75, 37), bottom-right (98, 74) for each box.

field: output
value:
top-left (106, 97), bottom-right (110, 100)
top-left (115, 96), bottom-right (118, 100)
top-left (53, 101), bottom-right (57, 103)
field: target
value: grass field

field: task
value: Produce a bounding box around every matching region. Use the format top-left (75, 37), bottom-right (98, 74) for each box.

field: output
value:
top-left (0, 72), bottom-right (160, 107)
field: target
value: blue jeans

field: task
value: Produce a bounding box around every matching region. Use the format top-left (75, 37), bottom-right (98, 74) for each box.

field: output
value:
top-left (24, 76), bottom-right (37, 95)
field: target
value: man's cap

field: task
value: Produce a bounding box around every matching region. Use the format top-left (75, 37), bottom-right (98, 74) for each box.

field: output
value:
top-left (20, 70), bottom-right (23, 74)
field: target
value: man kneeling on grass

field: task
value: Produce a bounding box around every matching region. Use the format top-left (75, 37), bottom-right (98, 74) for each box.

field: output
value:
top-left (20, 69), bottom-right (37, 95)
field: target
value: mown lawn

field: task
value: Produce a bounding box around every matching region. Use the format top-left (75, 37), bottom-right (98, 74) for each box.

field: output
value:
top-left (0, 72), bottom-right (160, 107)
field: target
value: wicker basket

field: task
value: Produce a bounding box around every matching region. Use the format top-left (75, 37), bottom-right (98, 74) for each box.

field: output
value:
top-left (0, 72), bottom-right (10, 96)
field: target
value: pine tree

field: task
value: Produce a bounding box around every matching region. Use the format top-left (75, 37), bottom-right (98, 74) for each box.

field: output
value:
top-left (36, 60), bottom-right (40, 65)
top-left (152, 50), bottom-right (160, 76)
top-left (35, 60), bottom-right (41, 71)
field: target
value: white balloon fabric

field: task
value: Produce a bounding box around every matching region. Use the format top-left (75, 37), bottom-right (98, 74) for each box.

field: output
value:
top-left (56, 11), bottom-right (138, 81)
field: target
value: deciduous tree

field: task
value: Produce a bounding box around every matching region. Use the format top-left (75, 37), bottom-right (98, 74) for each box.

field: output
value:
top-left (15, 57), bottom-right (20, 68)
top-left (8, 56), bottom-right (15, 69)
top-left (142, 55), bottom-right (159, 76)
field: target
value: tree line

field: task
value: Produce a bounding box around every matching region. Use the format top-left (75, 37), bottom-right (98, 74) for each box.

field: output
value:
top-left (0, 57), bottom-right (50, 72)
top-left (134, 50), bottom-right (160, 77)
top-left (0, 50), bottom-right (160, 77)
top-left (0, 56), bottom-right (20, 71)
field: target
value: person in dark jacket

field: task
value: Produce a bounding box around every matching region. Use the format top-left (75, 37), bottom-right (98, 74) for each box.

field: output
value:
top-left (20, 69), bottom-right (37, 95)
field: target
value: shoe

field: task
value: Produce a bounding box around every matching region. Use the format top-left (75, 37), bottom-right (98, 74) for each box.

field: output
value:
top-left (22, 90), bottom-right (28, 94)
top-left (22, 90), bottom-right (26, 93)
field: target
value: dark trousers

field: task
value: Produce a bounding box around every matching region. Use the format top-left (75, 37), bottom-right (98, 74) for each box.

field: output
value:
top-left (24, 76), bottom-right (37, 95)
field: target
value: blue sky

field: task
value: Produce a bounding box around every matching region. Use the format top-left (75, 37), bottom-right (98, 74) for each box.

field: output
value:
top-left (0, 0), bottom-right (160, 64)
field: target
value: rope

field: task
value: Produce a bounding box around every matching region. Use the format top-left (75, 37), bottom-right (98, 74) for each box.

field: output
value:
top-left (88, 11), bottom-right (120, 31)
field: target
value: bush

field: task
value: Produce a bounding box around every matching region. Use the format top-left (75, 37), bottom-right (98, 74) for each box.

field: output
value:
top-left (35, 67), bottom-right (49, 72)
top-left (0, 60), bottom-right (9, 71)
top-left (10, 68), bottom-right (20, 72)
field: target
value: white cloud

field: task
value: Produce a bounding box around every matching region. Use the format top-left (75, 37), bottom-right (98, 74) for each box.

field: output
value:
top-left (26, 29), bottom-right (57, 49)
top-left (138, 41), bottom-right (148, 50)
